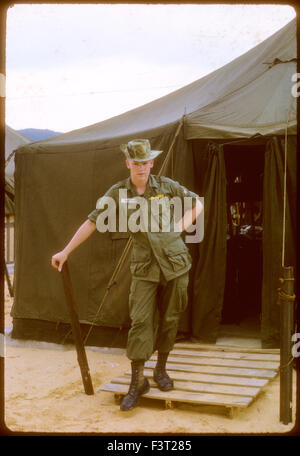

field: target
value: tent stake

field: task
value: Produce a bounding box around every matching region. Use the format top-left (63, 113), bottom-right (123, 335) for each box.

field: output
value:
top-left (61, 262), bottom-right (94, 395)
top-left (278, 266), bottom-right (295, 424)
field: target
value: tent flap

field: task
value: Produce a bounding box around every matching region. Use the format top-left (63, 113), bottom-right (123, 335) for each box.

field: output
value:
top-left (261, 135), bottom-right (297, 348)
top-left (191, 142), bottom-right (227, 343)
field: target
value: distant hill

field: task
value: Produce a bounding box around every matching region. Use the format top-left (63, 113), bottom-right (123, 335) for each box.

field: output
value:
top-left (18, 128), bottom-right (63, 141)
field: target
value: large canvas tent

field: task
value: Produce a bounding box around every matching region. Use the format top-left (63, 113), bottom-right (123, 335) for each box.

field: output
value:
top-left (11, 19), bottom-right (297, 349)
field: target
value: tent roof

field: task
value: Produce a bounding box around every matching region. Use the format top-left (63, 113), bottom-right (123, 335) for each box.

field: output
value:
top-left (20, 18), bottom-right (296, 150)
top-left (186, 59), bottom-right (296, 139)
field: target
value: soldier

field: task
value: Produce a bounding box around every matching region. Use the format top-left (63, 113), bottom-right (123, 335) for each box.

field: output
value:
top-left (51, 139), bottom-right (203, 411)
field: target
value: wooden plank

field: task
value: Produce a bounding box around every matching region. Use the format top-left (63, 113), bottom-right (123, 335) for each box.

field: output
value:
top-left (117, 375), bottom-right (260, 397)
top-left (151, 354), bottom-right (279, 370)
top-left (140, 368), bottom-right (269, 388)
top-left (145, 360), bottom-right (278, 379)
top-left (170, 349), bottom-right (280, 362)
top-left (175, 342), bottom-right (280, 354)
top-left (100, 382), bottom-right (254, 408)
top-left (101, 344), bottom-right (280, 415)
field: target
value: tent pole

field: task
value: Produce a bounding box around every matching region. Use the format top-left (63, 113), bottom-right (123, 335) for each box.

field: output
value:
top-left (278, 266), bottom-right (295, 424)
top-left (281, 99), bottom-right (293, 267)
top-left (278, 100), bottom-right (295, 423)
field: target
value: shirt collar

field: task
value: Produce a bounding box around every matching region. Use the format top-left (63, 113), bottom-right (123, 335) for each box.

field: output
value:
top-left (125, 174), bottom-right (159, 191)
top-left (149, 174), bottom-right (159, 188)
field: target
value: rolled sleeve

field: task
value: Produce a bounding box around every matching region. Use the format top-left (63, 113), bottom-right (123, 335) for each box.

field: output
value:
top-left (87, 208), bottom-right (99, 224)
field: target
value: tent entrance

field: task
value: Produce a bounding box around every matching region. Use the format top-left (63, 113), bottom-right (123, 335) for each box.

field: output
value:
top-left (220, 144), bottom-right (265, 339)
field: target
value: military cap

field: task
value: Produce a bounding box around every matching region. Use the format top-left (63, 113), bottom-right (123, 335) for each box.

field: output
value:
top-left (120, 139), bottom-right (163, 162)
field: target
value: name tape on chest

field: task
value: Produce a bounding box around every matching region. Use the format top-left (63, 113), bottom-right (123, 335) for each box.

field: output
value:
top-left (120, 198), bottom-right (140, 204)
top-left (121, 194), bottom-right (166, 203)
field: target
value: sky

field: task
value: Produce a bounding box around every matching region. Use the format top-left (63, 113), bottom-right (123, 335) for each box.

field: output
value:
top-left (5, 3), bottom-right (296, 134)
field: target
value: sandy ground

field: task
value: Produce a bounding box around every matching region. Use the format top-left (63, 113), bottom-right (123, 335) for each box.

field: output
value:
top-left (3, 276), bottom-right (298, 435)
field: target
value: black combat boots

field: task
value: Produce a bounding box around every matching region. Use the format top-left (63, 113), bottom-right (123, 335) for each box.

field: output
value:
top-left (153, 352), bottom-right (174, 391)
top-left (120, 360), bottom-right (150, 411)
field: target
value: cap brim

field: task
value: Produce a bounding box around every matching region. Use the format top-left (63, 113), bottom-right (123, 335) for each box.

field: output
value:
top-left (130, 150), bottom-right (163, 162)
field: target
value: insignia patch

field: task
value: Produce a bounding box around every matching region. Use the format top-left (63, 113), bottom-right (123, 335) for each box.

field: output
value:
top-left (148, 194), bottom-right (165, 200)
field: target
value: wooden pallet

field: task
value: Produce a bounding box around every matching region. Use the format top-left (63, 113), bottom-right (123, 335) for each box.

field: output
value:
top-left (100, 342), bottom-right (280, 417)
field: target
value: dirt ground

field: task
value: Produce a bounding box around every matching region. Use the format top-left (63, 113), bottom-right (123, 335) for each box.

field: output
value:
top-left (3, 276), bottom-right (298, 435)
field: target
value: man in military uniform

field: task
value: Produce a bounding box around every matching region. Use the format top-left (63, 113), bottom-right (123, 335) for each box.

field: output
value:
top-left (52, 139), bottom-right (203, 411)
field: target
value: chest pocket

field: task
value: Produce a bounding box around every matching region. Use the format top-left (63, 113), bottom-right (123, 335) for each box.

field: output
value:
top-left (163, 243), bottom-right (192, 272)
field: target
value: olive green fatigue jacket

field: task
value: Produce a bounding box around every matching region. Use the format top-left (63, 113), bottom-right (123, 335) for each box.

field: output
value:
top-left (88, 174), bottom-right (200, 283)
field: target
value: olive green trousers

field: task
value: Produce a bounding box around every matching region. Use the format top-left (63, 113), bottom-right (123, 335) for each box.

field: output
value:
top-left (126, 272), bottom-right (189, 361)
